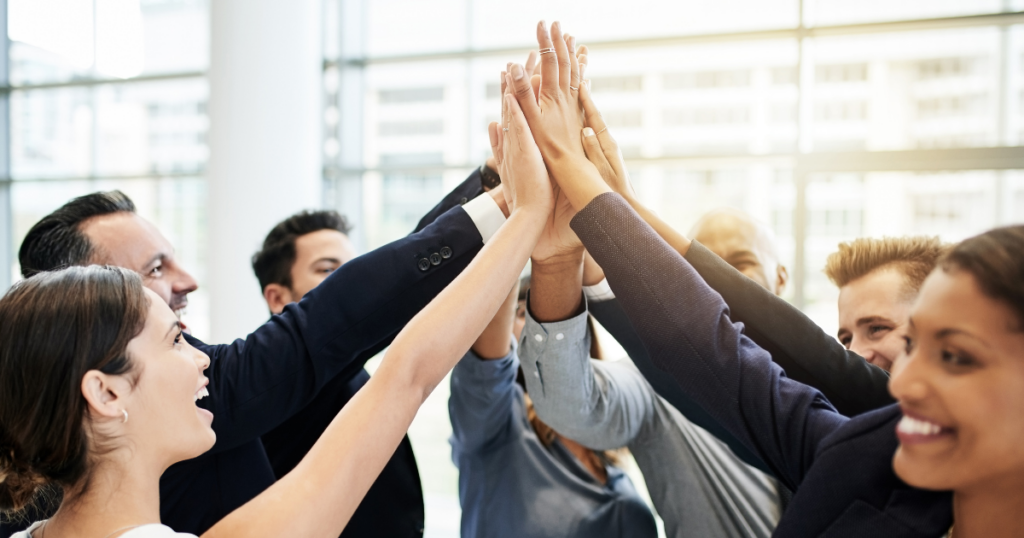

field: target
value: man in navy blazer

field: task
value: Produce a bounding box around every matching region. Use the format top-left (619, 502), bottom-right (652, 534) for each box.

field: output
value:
top-left (4, 169), bottom-right (503, 537)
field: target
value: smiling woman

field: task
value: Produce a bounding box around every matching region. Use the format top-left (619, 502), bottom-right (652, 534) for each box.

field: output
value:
top-left (889, 226), bottom-right (1024, 535)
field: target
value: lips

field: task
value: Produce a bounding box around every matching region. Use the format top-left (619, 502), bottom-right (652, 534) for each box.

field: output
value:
top-left (896, 412), bottom-right (954, 445)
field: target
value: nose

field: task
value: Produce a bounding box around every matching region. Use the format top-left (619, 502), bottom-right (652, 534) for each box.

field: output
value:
top-left (849, 337), bottom-right (876, 365)
top-left (888, 348), bottom-right (927, 402)
top-left (172, 264), bottom-right (200, 295)
top-left (195, 349), bottom-right (211, 372)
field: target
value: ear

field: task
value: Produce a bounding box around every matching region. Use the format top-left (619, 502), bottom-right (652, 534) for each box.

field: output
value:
top-left (81, 370), bottom-right (130, 422)
top-left (775, 264), bottom-right (790, 297)
top-left (263, 284), bottom-right (295, 315)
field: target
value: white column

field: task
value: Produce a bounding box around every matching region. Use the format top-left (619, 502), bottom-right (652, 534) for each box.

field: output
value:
top-left (206, 0), bottom-right (322, 343)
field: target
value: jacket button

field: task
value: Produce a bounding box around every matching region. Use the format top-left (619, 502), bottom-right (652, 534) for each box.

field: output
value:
top-left (417, 258), bottom-right (431, 272)
top-left (440, 246), bottom-right (452, 259)
top-left (430, 252), bottom-right (442, 266)
top-left (460, 197), bottom-right (469, 205)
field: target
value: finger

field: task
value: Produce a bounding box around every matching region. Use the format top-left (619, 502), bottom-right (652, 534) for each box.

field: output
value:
top-left (536, 20), bottom-right (559, 100)
top-left (505, 92), bottom-right (537, 154)
top-left (524, 50), bottom-right (538, 78)
top-left (551, 21), bottom-right (571, 93)
top-left (508, 65), bottom-right (542, 122)
top-left (581, 126), bottom-right (612, 174)
top-left (488, 121), bottom-right (502, 166)
top-left (577, 52), bottom-right (588, 81)
top-left (500, 70), bottom-right (508, 128)
top-left (531, 74), bottom-right (541, 101)
top-left (579, 81), bottom-right (625, 176)
top-left (566, 34), bottom-right (580, 95)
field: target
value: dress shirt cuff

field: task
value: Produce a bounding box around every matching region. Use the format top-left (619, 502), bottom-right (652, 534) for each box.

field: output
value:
top-left (583, 278), bottom-right (616, 303)
top-left (462, 192), bottom-right (506, 244)
top-left (518, 296), bottom-right (591, 389)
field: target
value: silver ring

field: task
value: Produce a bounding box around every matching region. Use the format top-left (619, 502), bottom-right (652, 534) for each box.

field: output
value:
top-left (502, 127), bottom-right (509, 132)
top-left (569, 86), bottom-right (578, 91)
top-left (538, 48), bottom-right (555, 55)
top-left (596, 127), bottom-right (607, 135)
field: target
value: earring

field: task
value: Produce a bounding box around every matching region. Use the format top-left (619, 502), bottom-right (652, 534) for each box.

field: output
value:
top-left (121, 409), bottom-right (129, 424)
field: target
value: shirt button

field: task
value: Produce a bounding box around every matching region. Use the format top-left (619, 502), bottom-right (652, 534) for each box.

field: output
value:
top-left (534, 334), bottom-right (543, 342)
top-left (460, 197), bottom-right (469, 205)
top-left (555, 333), bottom-right (564, 340)
top-left (534, 371), bottom-right (540, 378)
top-left (417, 258), bottom-right (431, 272)
top-left (440, 246), bottom-right (453, 259)
top-left (430, 253), bottom-right (442, 266)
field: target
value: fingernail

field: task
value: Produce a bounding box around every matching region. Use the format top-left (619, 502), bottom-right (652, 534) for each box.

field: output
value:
top-left (512, 64), bottom-right (524, 80)
top-left (583, 127), bottom-right (595, 137)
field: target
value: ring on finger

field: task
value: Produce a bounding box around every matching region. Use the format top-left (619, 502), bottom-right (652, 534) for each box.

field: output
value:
top-left (596, 127), bottom-right (608, 135)
top-left (569, 85), bottom-right (578, 91)
top-left (502, 127), bottom-right (510, 132)
top-left (538, 48), bottom-right (555, 55)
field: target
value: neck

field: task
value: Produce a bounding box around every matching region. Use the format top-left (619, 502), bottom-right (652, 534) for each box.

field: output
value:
top-left (41, 452), bottom-right (163, 538)
top-left (953, 474), bottom-right (1024, 538)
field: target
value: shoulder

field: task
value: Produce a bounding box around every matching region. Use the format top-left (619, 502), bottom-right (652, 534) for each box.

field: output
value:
top-left (122, 524), bottom-right (197, 538)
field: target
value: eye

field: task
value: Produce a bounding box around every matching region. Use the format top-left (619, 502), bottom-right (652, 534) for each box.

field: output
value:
top-left (903, 336), bottom-right (914, 354)
top-left (868, 325), bottom-right (891, 338)
top-left (839, 335), bottom-right (851, 348)
top-left (174, 331), bottom-right (183, 346)
top-left (941, 348), bottom-right (976, 368)
top-left (149, 263), bottom-right (163, 278)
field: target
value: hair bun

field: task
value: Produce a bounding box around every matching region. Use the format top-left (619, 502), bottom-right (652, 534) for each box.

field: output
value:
top-left (0, 447), bottom-right (47, 513)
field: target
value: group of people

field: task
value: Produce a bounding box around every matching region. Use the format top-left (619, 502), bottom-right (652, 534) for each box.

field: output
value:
top-left (0, 21), bottom-right (1022, 538)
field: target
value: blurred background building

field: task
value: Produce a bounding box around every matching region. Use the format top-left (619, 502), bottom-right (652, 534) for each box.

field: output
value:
top-left (2, 1), bottom-right (1023, 536)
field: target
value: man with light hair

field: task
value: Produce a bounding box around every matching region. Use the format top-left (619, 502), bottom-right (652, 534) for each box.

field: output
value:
top-left (689, 208), bottom-right (788, 296)
top-left (824, 236), bottom-right (949, 372)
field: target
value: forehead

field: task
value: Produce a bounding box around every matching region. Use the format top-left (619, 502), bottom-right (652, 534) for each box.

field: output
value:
top-left (694, 215), bottom-right (760, 257)
top-left (293, 229), bottom-right (352, 262)
top-left (838, 268), bottom-right (911, 323)
top-left (79, 212), bottom-right (171, 270)
top-left (913, 269), bottom-right (1019, 337)
top-left (140, 288), bottom-right (175, 332)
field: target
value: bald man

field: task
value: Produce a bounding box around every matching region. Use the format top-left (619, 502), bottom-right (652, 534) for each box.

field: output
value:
top-left (689, 208), bottom-right (788, 296)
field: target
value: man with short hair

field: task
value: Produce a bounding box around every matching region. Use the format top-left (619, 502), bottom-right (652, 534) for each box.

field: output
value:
top-left (824, 236), bottom-right (948, 372)
top-left (5, 167), bottom-right (504, 537)
top-left (251, 209), bottom-right (424, 538)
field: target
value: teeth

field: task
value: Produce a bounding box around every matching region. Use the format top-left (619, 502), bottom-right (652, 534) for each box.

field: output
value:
top-left (898, 415), bottom-right (943, 436)
top-left (194, 387), bottom-right (209, 402)
top-left (174, 307), bottom-right (188, 319)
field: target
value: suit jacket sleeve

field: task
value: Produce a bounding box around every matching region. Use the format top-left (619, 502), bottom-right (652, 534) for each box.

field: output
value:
top-left (571, 193), bottom-right (849, 490)
top-left (683, 241), bottom-right (893, 416)
top-left (192, 185), bottom-right (486, 453)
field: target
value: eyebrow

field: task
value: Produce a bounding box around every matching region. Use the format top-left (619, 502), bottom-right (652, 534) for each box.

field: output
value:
top-left (856, 316), bottom-right (894, 327)
top-left (165, 321), bottom-right (183, 339)
top-left (311, 257), bottom-right (343, 266)
top-left (143, 253), bottom-right (168, 270)
top-left (936, 328), bottom-right (991, 348)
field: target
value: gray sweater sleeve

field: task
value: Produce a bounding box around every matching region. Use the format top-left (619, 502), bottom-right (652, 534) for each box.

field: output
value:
top-left (518, 304), bottom-right (658, 451)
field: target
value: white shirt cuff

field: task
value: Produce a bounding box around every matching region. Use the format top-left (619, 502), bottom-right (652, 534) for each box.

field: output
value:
top-left (462, 192), bottom-right (506, 244)
top-left (583, 278), bottom-right (616, 303)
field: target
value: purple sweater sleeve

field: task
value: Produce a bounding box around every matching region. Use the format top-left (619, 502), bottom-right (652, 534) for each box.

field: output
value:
top-left (570, 192), bottom-right (849, 489)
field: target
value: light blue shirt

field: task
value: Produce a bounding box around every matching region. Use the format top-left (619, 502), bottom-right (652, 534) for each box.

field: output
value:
top-left (448, 345), bottom-right (657, 538)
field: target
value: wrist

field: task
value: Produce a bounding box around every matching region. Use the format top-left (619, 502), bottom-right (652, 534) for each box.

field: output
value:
top-left (488, 188), bottom-right (510, 218)
top-left (531, 248), bottom-right (585, 270)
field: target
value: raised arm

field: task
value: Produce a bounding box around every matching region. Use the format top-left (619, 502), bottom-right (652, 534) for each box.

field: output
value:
top-left (202, 80), bottom-right (552, 538)
top-left (519, 303), bottom-right (657, 451)
top-left (192, 178), bottom-right (507, 453)
top-left (449, 285), bottom-right (520, 455)
top-left (573, 50), bottom-right (891, 417)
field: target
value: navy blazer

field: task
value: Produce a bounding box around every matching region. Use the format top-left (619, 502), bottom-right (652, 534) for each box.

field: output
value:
top-left (572, 193), bottom-right (952, 537)
top-left (161, 176), bottom-right (488, 534)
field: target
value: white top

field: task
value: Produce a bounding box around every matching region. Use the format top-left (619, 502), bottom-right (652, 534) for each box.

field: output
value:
top-left (13, 522), bottom-right (197, 538)
top-left (461, 192), bottom-right (506, 243)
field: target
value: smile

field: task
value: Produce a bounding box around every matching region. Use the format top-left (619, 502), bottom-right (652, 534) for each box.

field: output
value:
top-left (896, 413), bottom-right (954, 445)
top-left (194, 386), bottom-right (209, 402)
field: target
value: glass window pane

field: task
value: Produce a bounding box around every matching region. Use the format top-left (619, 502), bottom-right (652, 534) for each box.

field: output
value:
top-left (808, 0), bottom-right (1005, 27)
top-left (808, 27), bottom-right (1001, 152)
top-left (10, 0), bottom-right (209, 85)
top-left (12, 78), bottom-right (208, 179)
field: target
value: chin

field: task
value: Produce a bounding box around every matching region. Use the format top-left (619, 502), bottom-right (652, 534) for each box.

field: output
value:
top-left (892, 446), bottom-right (954, 491)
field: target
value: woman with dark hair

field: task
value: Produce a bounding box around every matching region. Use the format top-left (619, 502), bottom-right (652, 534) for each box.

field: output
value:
top-left (0, 74), bottom-right (555, 538)
top-left (508, 21), bottom-right (1024, 536)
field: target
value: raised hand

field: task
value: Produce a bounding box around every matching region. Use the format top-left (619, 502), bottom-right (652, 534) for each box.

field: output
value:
top-left (488, 70), bottom-right (554, 219)
top-left (506, 22), bottom-right (610, 211)
top-left (577, 71), bottom-right (638, 202)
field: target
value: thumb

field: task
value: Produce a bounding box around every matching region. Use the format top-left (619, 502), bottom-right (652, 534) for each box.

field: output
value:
top-left (581, 127), bottom-right (610, 171)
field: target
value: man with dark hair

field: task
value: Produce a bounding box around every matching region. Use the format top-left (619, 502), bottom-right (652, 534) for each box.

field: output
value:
top-left (252, 210), bottom-right (356, 314)
top-left (252, 209), bottom-right (424, 538)
top-left (4, 165), bottom-right (505, 538)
